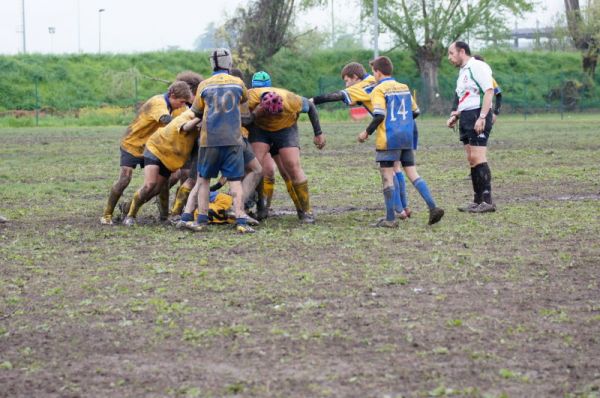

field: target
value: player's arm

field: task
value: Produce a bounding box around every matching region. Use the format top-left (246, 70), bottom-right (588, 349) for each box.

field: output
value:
top-left (494, 92), bottom-right (502, 115)
top-left (302, 98), bottom-right (326, 149)
top-left (311, 91), bottom-right (345, 105)
top-left (181, 117), bottom-right (201, 134)
top-left (190, 89), bottom-right (205, 119)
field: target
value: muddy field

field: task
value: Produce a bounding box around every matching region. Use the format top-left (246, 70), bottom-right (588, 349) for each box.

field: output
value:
top-left (1, 116), bottom-right (599, 397)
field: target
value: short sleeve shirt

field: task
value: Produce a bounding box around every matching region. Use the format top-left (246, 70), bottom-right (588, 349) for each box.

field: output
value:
top-left (455, 57), bottom-right (494, 112)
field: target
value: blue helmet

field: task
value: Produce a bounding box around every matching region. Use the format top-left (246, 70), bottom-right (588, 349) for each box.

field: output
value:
top-left (252, 71), bottom-right (272, 88)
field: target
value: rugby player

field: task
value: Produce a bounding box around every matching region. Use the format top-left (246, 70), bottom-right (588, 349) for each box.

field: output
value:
top-left (311, 62), bottom-right (412, 219)
top-left (183, 48), bottom-right (254, 234)
top-left (122, 110), bottom-right (201, 225)
top-left (358, 56), bottom-right (444, 227)
top-left (246, 71), bottom-right (326, 223)
top-left (100, 81), bottom-right (192, 225)
top-left (447, 41), bottom-right (496, 213)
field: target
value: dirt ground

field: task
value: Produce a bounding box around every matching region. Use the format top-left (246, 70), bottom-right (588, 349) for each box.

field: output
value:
top-left (1, 119), bottom-right (599, 397)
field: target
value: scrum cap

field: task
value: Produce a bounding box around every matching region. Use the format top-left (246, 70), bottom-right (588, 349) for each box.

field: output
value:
top-left (252, 71), bottom-right (272, 88)
top-left (210, 48), bottom-right (233, 71)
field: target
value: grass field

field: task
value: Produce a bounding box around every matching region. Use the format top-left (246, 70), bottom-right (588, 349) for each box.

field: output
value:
top-left (1, 115), bottom-right (599, 397)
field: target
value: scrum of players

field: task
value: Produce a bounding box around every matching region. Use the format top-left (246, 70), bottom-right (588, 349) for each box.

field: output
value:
top-left (98, 44), bottom-right (500, 233)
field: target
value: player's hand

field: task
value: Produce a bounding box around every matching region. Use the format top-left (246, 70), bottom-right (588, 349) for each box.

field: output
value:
top-left (357, 131), bottom-right (369, 143)
top-left (309, 97), bottom-right (314, 103)
top-left (446, 112), bottom-right (459, 128)
top-left (313, 134), bottom-right (326, 150)
top-left (474, 117), bottom-right (485, 134)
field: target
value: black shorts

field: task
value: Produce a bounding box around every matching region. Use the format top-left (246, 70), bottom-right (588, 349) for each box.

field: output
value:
top-left (375, 149), bottom-right (415, 168)
top-left (120, 147), bottom-right (144, 169)
top-left (248, 124), bottom-right (300, 156)
top-left (143, 149), bottom-right (171, 178)
top-left (459, 108), bottom-right (493, 146)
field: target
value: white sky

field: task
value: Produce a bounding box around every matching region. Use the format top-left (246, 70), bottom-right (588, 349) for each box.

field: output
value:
top-left (0, 0), bottom-right (565, 55)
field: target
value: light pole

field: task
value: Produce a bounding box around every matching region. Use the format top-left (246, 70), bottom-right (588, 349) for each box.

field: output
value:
top-left (98, 8), bottom-right (105, 54)
top-left (48, 26), bottom-right (56, 53)
top-left (21, 0), bottom-right (27, 53)
top-left (373, 0), bottom-right (379, 58)
top-left (77, 0), bottom-right (81, 53)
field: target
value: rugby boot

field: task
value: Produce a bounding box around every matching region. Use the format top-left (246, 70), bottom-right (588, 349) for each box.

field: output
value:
top-left (428, 207), bottom-right (445, 225)
top-left (244, 215), bottom-right (260, 226)
top-left (372, 218), bottom-right (399, 228)
top-left (0, 215), bottom-right (7, 223)
top-left (168, 214), bottom-right (182, 226)
top-left (182, 221), bottom-right (208, 232)
top-left (236, 224), bottom-right (256, 234)
top-left (457, 202), bottom-right (479, 212)
top-left (469, 202), bottom-right (496, 213)
top-left (122, 216), bottom-right (136, 227)
top-left (298, 210), bottom-right (315, 224)
top-left (99, 215), bottom-right (113, 225)
top-left (255, 197), bottom-right (269, 221)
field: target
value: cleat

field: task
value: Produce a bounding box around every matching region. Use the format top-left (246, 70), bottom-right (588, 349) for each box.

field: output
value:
top-left (244, 215), bottom-right (260, 226)
top-left (396, 209), bottom-right (410, 220)
top-left (168, 214), bottom-right (182, 226)
top-left (468, 202), bottom-right (496, 213)
top-left (298, 210), bottom-right (315, 224)
top-left (182, 221), bottom-right (208, 232)
top-left (118, 201), bottom-right (131, 220)
top-left (372, 218), bottom-right (399, 228)
top-left (428, 207), bottom-right (445, 225)
top-left (457, 202), bottom-right (479, 212)
top-left (122, 216), bottom-right (136, 226)
top-left (236, 224), bottom-right (255, 234)
top-left (99, 215), bottom-right (113, 225)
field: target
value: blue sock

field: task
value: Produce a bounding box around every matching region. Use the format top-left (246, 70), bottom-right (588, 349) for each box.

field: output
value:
top-left (196, 214), bottom-right (209, 224)
top-left (413, 177), bottom-right (436, 209)
top-left (236, 217), bottom-right (247, 226)
top-left (393, 176), bottom-right (402, 212)
top-left (181, 212), bottom-right (193, 222)
top-left (395, 172), bottom-right (408, 209)
top-left (383, 186), bottom-right (395, 221)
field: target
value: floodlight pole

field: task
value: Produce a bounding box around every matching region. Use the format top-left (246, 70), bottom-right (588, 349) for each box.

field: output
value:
top-left (22, 0), bottom-right (27, 53)
top-left (98, 8), bottom-right (105, 54)
top-left (77, 0), bottom-right (81, 53)
top-left (373, 0), bottom-right (379, 58)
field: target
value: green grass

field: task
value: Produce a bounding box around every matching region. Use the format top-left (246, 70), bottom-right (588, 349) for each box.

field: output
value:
top-left (1, 116), bottom-right (599, 397)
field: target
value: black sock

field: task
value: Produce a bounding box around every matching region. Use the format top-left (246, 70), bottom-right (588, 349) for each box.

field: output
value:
top-left (470, 167), bottom-right (481, 203)
top-left (474, 163), bottom-right (492, 204)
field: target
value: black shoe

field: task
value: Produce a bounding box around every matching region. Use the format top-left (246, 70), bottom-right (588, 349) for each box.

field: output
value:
top-left (298, 210), bottom-right (315, 224)
top-left (428, 207), bottom-right (445, 225)
top-left (468, 202), bottom-right (496, 213)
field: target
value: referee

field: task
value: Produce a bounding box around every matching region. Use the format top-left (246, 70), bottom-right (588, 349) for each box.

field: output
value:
top-left (446, 41), bottom-right (496, 213)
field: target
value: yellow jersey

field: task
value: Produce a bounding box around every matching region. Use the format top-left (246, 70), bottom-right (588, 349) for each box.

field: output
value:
top-left (248, 87), bottom-right (308, 132)
top-left (342, 74), bottom-right (378, 113)
top-left (192, 71), bottom-right (247, 147)
top-left (121, 94), bottom-right (187, 157)
top-left (145, 110), bottom-right (198, 172)
top-left (370, 77), bottom-right (418, 151)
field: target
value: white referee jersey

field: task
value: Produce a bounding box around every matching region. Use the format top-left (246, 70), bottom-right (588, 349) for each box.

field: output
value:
top-left (455, 57), bottom-right (494, 112)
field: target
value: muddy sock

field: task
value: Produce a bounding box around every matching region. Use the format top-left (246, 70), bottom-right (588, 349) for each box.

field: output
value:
top-left (127, 191), bottom-right (143, 218)
top-left (263, 176), bottom-right (275, 209)
top-left (284, 178), bottom-right (301, 211)
top-left (470, 167), bottom-right (481, 203)
top-left (383, 186), bottom-right (395, 221)
top-left (474, 163), bottom-right (492, 204)
top-left (292, 180), bottom-right (311, 213)
top-left (171, 186), bottom-right (191, 216)
top-left (104, 189), bottom-right (121, 218)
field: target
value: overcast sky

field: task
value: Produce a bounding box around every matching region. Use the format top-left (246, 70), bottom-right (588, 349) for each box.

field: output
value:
top-left (0, 0), bottom-right (565, 55)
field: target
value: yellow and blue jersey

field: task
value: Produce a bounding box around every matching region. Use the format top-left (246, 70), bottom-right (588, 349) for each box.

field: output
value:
top-left (192, 71), bottom-right (247, 147)
top-left (492, 78), bottom-right (502, 95)
top-left (341, 74), bottom-right (378, 113)
top-left (370, 78), bottom-right (418, 151)
top-left (121, 94), bottom-right (187, 157)
top-left (248, 87), bottom-right (308, 132)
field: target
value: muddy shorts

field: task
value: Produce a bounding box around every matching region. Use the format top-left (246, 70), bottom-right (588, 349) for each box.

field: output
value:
top-left (143, 149), bottom-right (171, 178)
top-left (198, 145), bottom-right (244, 181)
top-left (120, 147), bottom-right (144, 169)
top-left (248, 124), bottom-right (300, 156)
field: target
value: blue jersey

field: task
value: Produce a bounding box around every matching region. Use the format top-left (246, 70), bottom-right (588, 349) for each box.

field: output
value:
top-left (192, 71), bottom-right (247, 147)
top-left (370, 77), bottom-right (417, 150)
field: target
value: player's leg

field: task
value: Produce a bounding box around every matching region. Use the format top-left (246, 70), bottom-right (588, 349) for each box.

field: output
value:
top-left (273, 152), bottom-right (302, 214)
top-left (124, 165), bottom-right (164, 225)
top-left (251, 141), bottom-right (272, 220)
top-left (102, 165), bottom-right (134, 225)
top-left (401, 150), bottom-right (443, 225)
top-left (220, 145), bottom-right (254, 233)
top-left (278, 146), bottom-right (314, 223)
top-left (241, 139), bottom-right (263, 205)
top-left (469, 145), bottom-right (495, 212)
top-left (393, 161), bottom-right (409, 219)
top-left (177, 177), bottom-right (200, 227)
top-left (375, 161), bottom-right (398, 228)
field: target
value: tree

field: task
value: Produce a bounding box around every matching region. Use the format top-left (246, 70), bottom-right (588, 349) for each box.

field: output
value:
top-left (361, 0), bottom-right (533, 113)
top-left (564, 0), bottom-right (600, 78)
top-left (194, 22), bottom-right (227, 51)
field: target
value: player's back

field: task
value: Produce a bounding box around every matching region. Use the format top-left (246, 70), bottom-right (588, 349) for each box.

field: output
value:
top-left (121, 94), bottom-right (171, 156)
top-left (371, 78), bottom-right (416, 150)
top-left (342, 75), bottom-right (378, 112)
top-left (194, 72), bottom-right (247, 147)
top-left (248, 87), bottom-right (305, 132)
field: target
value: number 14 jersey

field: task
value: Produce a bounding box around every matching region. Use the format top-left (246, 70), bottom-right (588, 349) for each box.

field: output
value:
top-left (370, 77), bottom-right (419, 151)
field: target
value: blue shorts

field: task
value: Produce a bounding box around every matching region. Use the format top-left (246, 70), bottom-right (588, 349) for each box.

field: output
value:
top-left (242, 137), bottom-right (256, 165)
top-left (198, 145), bottom-right (244, 181)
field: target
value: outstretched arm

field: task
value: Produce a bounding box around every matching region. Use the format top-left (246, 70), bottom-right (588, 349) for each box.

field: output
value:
top-left (311, 91), bottom-right (345, 105)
